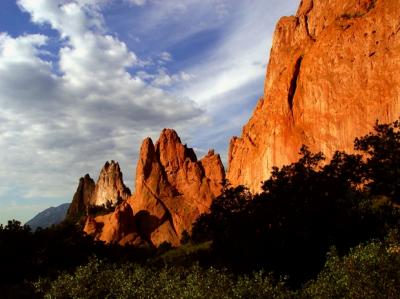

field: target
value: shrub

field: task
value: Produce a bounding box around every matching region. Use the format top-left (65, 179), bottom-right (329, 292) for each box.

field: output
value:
top-left (34, 258), bottom-right (293, 299)
top-left (302, 234), bottom-right (400, 299)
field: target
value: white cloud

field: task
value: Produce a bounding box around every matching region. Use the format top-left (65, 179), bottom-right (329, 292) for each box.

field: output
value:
top-left (0, 0), bottom-right (203, 224)
top-left (0, 33), bottom-right (48, 62)
top-left (121, 0), bottom-right (232, 51)
top-left (159, 0), bottom-right (297, 166)
top-left (151, 69), bottom-right (194, 87)
top-left (160, 51), bottom-right (172, 62)
top-left (179, 1), bottom-right (289, 106)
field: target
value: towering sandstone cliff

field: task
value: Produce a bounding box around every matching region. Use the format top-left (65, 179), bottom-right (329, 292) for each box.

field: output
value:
top-left (79, 129), bottom-right (224, 246)
top-left (228, 0), bottom-right (400, 192)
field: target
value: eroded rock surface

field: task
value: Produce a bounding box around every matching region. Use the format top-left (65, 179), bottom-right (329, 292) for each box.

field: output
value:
top-left (91, 161), bottom-right (131, 206)
top-left (228, 0), bottom-right (400, 193)
top-left (75, 130), bottom-right (224, 247)
top-left (129, 129), bottom-right (225, 246)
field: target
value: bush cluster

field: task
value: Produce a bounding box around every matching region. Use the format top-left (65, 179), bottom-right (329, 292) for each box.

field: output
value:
top-left (35, 233), bottom-right (400, 298)
top-left (35, 258), bottom-right (292, 299)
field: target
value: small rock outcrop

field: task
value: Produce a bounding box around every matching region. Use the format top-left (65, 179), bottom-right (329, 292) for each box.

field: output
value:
top-left (129, 129), bottom-right (225, 246)
top-left (228, 0), bottom-right (400, 193)
top-left (66, 161), bottom-right (131, 222)
top-left (66, 174), bottom-right (95, 222)
top-left (91, 161), bottom-right (131, 206)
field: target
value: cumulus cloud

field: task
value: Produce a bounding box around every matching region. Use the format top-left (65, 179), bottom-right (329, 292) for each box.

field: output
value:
top-left (0, 0), bottom-right (203, 223)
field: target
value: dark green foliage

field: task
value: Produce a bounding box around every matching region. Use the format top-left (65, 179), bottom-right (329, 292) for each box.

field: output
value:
top-left (354, 119), bottom-right (400, 203)
top-left (0, 221), bottom-right (155, 298)
top-left (149, 241), bottom-right (214, 269)
top-left (34, 235), bottom-right (400, 298)
top-left (34, 257), bottom-right (293, 299)
top-left (87, 199), bottom-right (120, 216)
top-left (180, 230), bottom-right (191, 244)
top-left (192, 185), bottom-right (252, 244)
top-left (302, 232), bottom-right (400, 299)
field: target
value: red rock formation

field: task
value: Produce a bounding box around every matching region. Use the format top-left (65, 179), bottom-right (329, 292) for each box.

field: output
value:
top-left (129, 129), bottom-right (225, 246)
top-left (77, 130), bottom-right (224, 247)
top-left (228, 0), bottom-right (400, 193)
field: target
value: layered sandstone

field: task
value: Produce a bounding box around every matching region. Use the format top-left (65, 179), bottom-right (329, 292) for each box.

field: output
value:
top-left (129, 129), bottom-right (225, 246)
top-left (228, 0), bottom-right (400, 193)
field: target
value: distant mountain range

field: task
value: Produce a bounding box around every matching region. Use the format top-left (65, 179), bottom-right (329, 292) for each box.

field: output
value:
top-left (26, 203), bottom-right (70, 230)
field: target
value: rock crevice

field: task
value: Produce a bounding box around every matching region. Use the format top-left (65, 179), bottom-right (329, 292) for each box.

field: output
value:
top-left (288, 56), bottom-right (303, 113)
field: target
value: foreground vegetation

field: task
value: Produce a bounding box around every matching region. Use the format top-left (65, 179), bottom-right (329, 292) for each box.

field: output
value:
top-left (1, 119), bottom-right (399, 298)
top-left (33, 235), bottom-right (400, 299)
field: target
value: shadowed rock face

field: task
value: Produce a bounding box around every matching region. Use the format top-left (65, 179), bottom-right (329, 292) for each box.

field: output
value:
top-left (129, 129), bottom-right (225, 246)
top-left (66, 174), bottom-right (95, 222)
top-left (228, 0), bottom-right (400, 193)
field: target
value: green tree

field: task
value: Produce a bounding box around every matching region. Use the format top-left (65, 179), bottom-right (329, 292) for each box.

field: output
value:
top-left (355, 119), bottom-right (400, 203)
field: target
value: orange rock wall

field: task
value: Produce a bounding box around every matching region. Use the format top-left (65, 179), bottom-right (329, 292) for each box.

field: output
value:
top-left (228, 0), bottom-right (400, 193)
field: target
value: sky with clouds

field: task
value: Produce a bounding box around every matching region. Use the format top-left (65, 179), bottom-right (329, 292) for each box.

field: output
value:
top-left (0, 0), bottom-right (298, 224)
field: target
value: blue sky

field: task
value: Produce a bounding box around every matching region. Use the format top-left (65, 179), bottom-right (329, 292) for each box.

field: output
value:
top-left (0, 0), bottom-right (298, 224)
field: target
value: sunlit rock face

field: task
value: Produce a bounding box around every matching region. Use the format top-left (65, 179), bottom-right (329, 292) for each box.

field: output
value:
top-left (66, 161), bottom-right (131, 222)
top-left (91, 161), bottom-right (131, 206)
top-left (228, 0), bottom-right (400, 193)
top-left (129, 129), bottom-right (225, 246)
